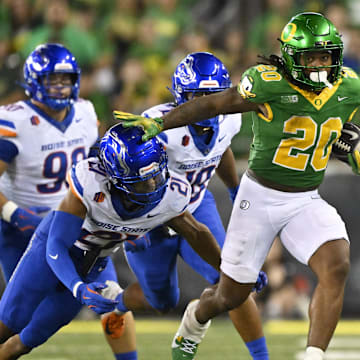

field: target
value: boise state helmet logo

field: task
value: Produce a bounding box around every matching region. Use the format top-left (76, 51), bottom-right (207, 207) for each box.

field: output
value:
top-left (27, 49), bottom-right (50, 74)
top-left (174, 55), bottom-right (196, 87)
top-left (109, 131), bottom-right (131, 176)
top-left (99, 132), bottom-right (130, 180)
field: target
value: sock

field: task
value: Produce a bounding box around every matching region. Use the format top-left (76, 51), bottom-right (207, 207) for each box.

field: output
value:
top-left (115, 350), bottom-right (137, 360)
top-left (116, 292), bottom-right (130, 313)
top-left (304, 346), bottom-right (324, 360)
top-left (176, 300), bottom-right (211, 343)
top-left (245, 336), bottom-right (269, 360)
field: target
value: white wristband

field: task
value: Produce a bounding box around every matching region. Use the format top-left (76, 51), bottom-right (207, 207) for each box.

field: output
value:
top-left (1, 201), bottom-right (18, 222)
top-left (72, 281), bottom-right (84, 298)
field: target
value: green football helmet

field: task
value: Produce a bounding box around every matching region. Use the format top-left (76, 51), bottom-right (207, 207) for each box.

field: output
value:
top-left (280, 12), bottom-right (343, 91)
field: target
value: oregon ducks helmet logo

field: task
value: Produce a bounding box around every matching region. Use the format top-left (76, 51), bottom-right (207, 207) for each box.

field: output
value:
top-left (281, 23), bottom-right (297, 42)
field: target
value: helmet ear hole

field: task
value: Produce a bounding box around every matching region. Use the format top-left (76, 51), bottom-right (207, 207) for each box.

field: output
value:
top-left (171, 52), bottom-right (232, 105)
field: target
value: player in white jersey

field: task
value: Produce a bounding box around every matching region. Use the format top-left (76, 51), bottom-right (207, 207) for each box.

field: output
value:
top-left (0, 44), bottom-right (136, 360)
top-left (0, 43), bottom-right (98, 280)
top-left (123, 53), bottom-right (269, 360)
top-left (0, 124), bottom-right (221, 358)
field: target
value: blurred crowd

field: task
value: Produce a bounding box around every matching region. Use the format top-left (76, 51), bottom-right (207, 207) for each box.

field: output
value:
top-left (2, 0), bottom-right (360, 138)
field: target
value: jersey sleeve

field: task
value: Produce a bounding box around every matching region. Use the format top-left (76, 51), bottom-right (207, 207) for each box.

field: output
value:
top-left (237, 65), bottom-right (285, 104)
top-left (0, 107), bottom-right (22, 158)
top-left (0, 118), bottom-right (17, 138)
top-left (141, 103), bottom-right (175, 118)
top-left (66, 160), bottom-right (88, 205)
top-left (223, 113), bottom-right (242, 139)
top-left (167, 173), bottom-right (192, 215)
top-left (340, 67), bottom-right (360, 100)
top-left (84, 99), bottom-right (100, 146)
top-left (0, 139), bottom-right (18, 163)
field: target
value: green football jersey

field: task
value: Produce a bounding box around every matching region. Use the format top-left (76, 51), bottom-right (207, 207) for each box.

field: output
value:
top-left (237, 64), bottom-right (360, 188)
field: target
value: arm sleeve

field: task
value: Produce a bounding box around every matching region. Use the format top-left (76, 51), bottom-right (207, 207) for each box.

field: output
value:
top-left (46, 210), bottom-right (84, 295)
top-left (0, 139), bottom-right (18, 163)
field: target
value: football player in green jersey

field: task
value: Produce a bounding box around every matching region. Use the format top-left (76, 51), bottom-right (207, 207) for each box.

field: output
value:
top-left (114, 12), bottom-right (359, 360)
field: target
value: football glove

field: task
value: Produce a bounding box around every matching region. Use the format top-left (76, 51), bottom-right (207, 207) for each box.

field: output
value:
top-left (113, 110), bottom-right (163, 141)
top-left (252, 271), bottom-right (268, 293)
top-left (2, 202), bottom-right (50, 238)
top-left (123, 235), bottom-right (151, 253)
top-left (332, 122), bottom-right (360, 175)
top-left (227, 185), bottom-right (239, 203)
top-left (77, 282), bottom-right (118, 314)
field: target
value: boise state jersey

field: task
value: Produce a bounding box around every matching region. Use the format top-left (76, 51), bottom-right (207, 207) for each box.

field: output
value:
top-left (142, 103), bottom-right (241, 212)
top-left (238, 65), bottom-right (360, 188)
top-left (67, 157), bottom-right (191, 256)
top-left (0, 99), bottom-right (98, 209)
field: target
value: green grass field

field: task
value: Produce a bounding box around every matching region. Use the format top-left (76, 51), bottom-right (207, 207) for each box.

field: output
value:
top-left (22, 319), bottom-right (360, 360)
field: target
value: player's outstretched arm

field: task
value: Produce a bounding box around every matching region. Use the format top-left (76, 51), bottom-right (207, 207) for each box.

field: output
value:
top-left (167, 211), bottom-right (221, 271)
top-left (46, 189), bottom-right (87, 291)
top-left (113, 87), bottom-right (259, 141)
top-left (46, 190), bottom-right (118, 313)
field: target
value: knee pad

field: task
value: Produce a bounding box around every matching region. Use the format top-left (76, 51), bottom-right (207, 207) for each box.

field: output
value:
top-left (101, 312), bottom-right (126, 339)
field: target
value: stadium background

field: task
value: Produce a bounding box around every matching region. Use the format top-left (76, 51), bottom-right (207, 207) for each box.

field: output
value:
top-left (1, 0), bottom-right (360, 320)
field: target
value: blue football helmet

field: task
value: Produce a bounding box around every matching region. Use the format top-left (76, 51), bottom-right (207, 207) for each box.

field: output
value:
top-left (172, 52), bottom-right (232, 105)
top-left (23, 43), bottom-right (81, 111)
top-left (171, 52), bottom-right (231, 128)
top-left (100, 124), bottom-right (169, 206)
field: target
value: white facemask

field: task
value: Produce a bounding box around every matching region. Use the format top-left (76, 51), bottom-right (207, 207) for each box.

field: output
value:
top-left (309, 71), bottom-right (333, 89)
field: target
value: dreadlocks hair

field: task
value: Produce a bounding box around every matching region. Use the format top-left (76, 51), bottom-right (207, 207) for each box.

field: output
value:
top-left (257, 54), bottom-right (286, 72)
top-left (257, 38), bottom-right (287, 74)
top-left (257, 54), bottom-right (318, 91)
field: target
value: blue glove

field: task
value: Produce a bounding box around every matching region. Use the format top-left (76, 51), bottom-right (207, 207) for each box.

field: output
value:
top-left (227, 185), bottom-right (239, 203)
top-left (252, 271), bottom-right (268, 293)
top-left (9, 206), bottom-right (50, 238)
top-left (76, 282), bottom-right (118, 314)
top-left (124, 235), bottom-right (151, 253)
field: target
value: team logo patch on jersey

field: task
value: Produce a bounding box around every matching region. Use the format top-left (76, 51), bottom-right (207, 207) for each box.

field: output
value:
top-left (239, 200), bottom-right (250, 210)
top-left (94, 192), bottom-right (105, 202)
top-left (280, 95), bottom-right (298, 103)
top-left (238, 76), bottom-right (256, 99)
top-left (30, 115), bottom-right (40, 125)
top-left (182, 135), bottom-right (190, 146)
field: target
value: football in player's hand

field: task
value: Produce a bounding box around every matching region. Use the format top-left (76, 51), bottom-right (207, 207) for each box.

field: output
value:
top-left (332, 122), bottom-right (360, 163)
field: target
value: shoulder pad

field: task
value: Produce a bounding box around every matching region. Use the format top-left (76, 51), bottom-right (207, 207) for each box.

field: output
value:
top-left (0, 102), bottom-right (27, 138)
top-left (142, 103), bottom-right (175, 118)
top-left (341, 67), bottom-right (359, 80)
top-left (0, 118), bottom-right (17, 138)
top-left (238, 64), bottom-right (286, 103)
